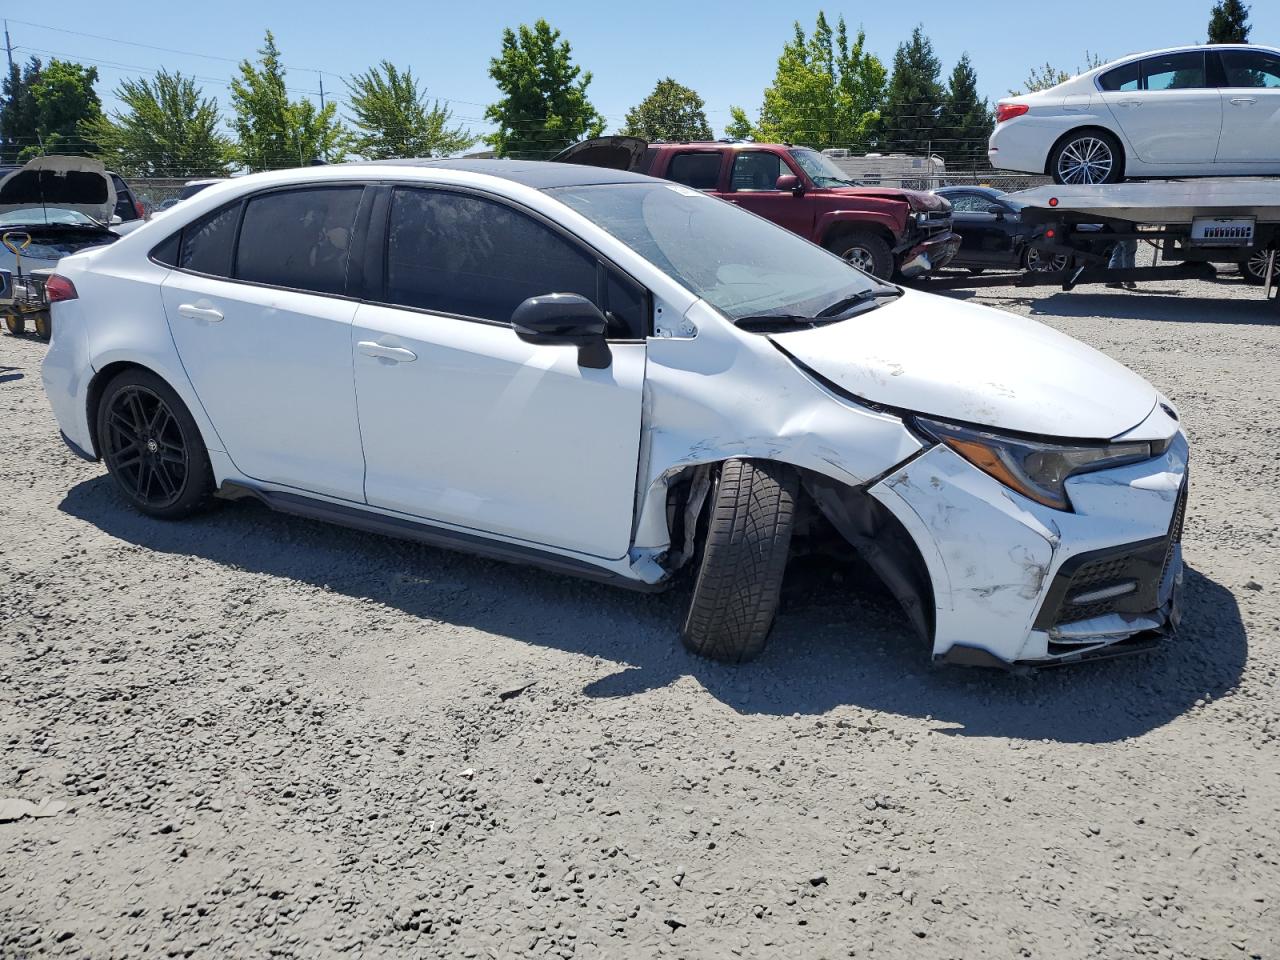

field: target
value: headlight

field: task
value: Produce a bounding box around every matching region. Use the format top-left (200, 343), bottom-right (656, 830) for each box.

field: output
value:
top-left (914, 417), bottom-right (1155, 511)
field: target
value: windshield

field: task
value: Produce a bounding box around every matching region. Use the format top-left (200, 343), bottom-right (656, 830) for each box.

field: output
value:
top-left (0, 207), bottom-right (102, 227)
top-left (550, 181), bottom-right (875, 320)
top-left (788, 148), bottom-right (860, 187)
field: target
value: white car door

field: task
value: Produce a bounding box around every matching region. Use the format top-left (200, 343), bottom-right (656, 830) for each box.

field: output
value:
top-left (351, 187), bottom-right (646, 560)
top-left (1103, 51), bottom-right (1222, 164)
top-left (161, 185), bottom-right (368, 500)
top-left (1216, 48), bottom-right (1280, 165)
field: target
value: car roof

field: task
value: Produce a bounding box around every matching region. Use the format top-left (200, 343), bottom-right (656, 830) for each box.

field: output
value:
top-left (938, 185), bottom-right (1002, 195)
top-left (351, 158), bottom-right (655, 189)
top-left (1093, 43), bottom-right (1280, 73)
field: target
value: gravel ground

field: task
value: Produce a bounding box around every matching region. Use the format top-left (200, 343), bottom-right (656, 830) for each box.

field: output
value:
top-left (2, 272), bottom-right (1278, 960)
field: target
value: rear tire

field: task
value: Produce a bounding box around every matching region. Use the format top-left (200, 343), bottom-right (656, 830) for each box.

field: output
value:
top-left (4, 314), bottom-right (24, 336)
top-left (96, 368), bottom-right (215, 520)
top-left (826, 231), bottom-right (894, 280)
top-left (33, 311), bottom-right (51, 341)
top-left (1050, 130), bottom-right (1124, 185)
top-left (1241, 247), bottom-right (1277, 285)
top-left (681, 459), bottom-right (799, 664)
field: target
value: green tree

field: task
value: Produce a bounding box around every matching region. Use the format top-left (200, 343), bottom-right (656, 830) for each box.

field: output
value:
top-left (1011, 53), bottom-right (1104, 95)
top-left (1208, 0), bottom-right (1251, 42)
top-left (941, 53), bottom-right (992, 168)
top-left (724, 106), bottom-right (757, 141)
top-left (14, 59), bottom-right (104, 160)
top-left (732, 12), bottom-right (884, 149)
top-left (230, 31), bottom-right (349, 170)
top-left (80, 69), bottom-right (231, 177)
top-left (346, 61), bottom-right (476, 159)
top-left (621, 77), bottom-right (712, 142)
top-left (1, 57), bottom-right (43, 163)
top-left (485, 19), bottom-right (605, 159)
top-left (880, 26), bottom-right (944, 154)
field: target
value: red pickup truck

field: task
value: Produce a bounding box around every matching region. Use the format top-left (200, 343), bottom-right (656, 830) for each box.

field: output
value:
top-left (554, 137), bottom-right (960, 280)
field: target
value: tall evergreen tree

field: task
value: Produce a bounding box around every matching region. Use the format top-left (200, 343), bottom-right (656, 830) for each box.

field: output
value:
top-left (731, 12), bottom-right (884, 149)
top-left (941, 54), bottom-right (992, 168)
top-left (880, 26), bottom-right (944, 155)
top-left (230, 31), bottom-right (349, 170)
top-left (485, 19), bottom-right (604, 159)
top-left (346, 61), bottom-right (476, 159)
top-left (622, 78), bottom-right (712, 142)
top-left (0, 57), bottom-right (42, 164)
top-left (81, 70), bottom-right (232, 177)
top-left (1208, 0), bottom-right (1251, 43)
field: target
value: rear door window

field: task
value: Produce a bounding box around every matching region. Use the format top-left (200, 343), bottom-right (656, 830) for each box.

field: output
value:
top-left (1098, 62), bottom-right (1140, 92)
top-left (235, 187), bottom-right (363, 295)
top-left (1141, 52), bottom-right (1207, 90)
top-left (178, 203), bottom-right (241, 277)
top-left (666, 152), bottom-right (723, 190)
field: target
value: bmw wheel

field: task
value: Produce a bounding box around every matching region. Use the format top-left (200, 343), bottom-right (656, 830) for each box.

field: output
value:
top-left (96, 369), bottom-right (215, 519)
top-left (1051, 131), bottom-right (1124, 185)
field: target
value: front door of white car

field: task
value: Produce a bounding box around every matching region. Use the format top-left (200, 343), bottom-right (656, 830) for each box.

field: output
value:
top-left (1216, 48), bottom-right (1280, 165)
top-left (350, 187), bottom-right (646, 560)
top-left (1102, 51), bottom-right (1222, 164)
top-left (161, 186), bottom-right (369, 501)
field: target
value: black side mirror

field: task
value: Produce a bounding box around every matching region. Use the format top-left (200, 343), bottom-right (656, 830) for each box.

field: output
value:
top-left (987, 204), bottom-right (1007, 220)
top-left (512, 293), bottom-right (611, 369)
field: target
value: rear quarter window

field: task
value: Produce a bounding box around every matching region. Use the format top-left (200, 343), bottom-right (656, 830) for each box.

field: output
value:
top-left (666, 152), bottom-right (722, 190)
top-left (1099, 62), bottom-right (1140, 91)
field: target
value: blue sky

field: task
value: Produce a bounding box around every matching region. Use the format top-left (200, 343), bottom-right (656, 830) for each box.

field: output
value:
top-left (6, 0), bottom-right (1277, 139)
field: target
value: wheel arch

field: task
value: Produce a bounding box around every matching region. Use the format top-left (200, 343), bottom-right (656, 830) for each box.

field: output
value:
top-left (1044, 124), bottom-right (1127, 178)
top-left (85, 360), bottom-right (213, 460)
top-left (820, 219), bottom-right (897, 252)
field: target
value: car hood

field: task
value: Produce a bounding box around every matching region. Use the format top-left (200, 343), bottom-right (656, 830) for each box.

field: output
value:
top-left (820, 185), bottom-right (948, 212)
top-left (0, 155), bottom-right (117, 223)
top-left (768, 289), bottom-right (1156, 439)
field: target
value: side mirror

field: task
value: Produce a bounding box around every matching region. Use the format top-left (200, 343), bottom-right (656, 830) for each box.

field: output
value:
top-left (986, 204), bottom-right (1006, 220)
top-left (110, 214), bottom-right (123, 225)
top-left (512, 293), bottom-right (611, 369)
top-left (776, 174), bottom-right (802, 194)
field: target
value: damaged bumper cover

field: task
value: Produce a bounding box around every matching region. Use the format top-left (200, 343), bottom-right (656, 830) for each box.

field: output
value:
top-left (898, 231), bottom-right (962, 278)
top-left (865, 419), bottom-right (1189, 667)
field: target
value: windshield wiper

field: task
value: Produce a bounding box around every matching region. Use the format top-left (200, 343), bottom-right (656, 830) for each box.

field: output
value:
top-left (735, 314), bottom-right (835, 331)
top-left (814, 285), bottom-right (902, 318)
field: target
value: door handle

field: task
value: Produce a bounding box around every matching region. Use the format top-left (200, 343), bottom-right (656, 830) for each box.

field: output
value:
top-left (1118, 99), bottom-right (1142, 107)
top-left (1229, 97), bottom-right (1257, 105)
top-left (177, 304), bottom-right (223, 322)
top-left (357, 341), bottom-right (417, 363)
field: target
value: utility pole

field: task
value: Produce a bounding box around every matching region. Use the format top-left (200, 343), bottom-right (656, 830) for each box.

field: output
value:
top-left (5, 20), bottom-right (14, 77)
top-left (318, 73), bottom-right (325, 110)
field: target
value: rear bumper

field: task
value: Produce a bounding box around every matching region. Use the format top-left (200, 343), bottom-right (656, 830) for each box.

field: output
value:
top-left (899, 232), bottom-right (962, 277)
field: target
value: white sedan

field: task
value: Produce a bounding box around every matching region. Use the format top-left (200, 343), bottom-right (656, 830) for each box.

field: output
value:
top-left (991, 44), bottom-right (1280, 183)
top-left (41, 160), bottom-right (1188, 668)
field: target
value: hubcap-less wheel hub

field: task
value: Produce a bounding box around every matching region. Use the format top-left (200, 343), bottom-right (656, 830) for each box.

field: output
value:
top-left (1058, 137), bottom-right (1114, 184)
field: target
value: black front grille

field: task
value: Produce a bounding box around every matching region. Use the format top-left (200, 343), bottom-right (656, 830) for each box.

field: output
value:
top-left (1034, 480), bottom-right (1188, 631)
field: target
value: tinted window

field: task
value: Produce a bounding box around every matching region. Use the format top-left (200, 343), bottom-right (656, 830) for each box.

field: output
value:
top-left (1221, 50), bottom-right (1280, 88)
top-left (1099, 62), bottom-right (1140, 92)
top-left (1142, 52), bottom-right (1206, 90)
top-left (667, 152), bottom-right (722, 190)
top-left (385, 188), bottom-right (599, 326)
top-left (730, 152), bottom-right (788, 191)
top-left (236, 187), bottom-right (362, 295)
top-left (179, 203), bottom-right (240, 277)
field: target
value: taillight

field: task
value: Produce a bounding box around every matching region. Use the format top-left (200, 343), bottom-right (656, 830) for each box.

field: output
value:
top-left (134, 198), bottom-right (147, 220)
top-left (45, 275), bottom-right (78, 302)
top-left (996, 102), bottom-right (1029, 124)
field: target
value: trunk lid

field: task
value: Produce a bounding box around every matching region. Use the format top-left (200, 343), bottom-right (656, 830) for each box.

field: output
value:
top-left (551, 136), bottom-right (649, 172)
top-left (0, 156), bottom-right (118, 225)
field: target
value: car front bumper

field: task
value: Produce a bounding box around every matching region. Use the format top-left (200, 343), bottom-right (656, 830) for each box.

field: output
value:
top-left (899, 232), bottom-right (962, 278)
top-left (868, 420), bottom-right (1189, 666)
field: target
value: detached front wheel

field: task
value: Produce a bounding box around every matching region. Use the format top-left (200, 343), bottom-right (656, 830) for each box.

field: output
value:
top-left (681, 459), bottom-right (799, 664)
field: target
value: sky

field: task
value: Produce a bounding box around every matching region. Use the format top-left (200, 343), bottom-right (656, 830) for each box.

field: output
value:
top-left (5, 0), bottom-right (1278, 141)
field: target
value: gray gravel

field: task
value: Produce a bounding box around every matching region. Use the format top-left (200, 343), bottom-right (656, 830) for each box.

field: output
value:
top-left (2, 272), bottom-right (1278, 959)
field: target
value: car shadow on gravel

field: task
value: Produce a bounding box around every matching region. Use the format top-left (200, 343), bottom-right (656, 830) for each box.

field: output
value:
top-left (930, 285), bottom-right (1277, 325)
top-left (61, 477), bottom-right (1246, 745)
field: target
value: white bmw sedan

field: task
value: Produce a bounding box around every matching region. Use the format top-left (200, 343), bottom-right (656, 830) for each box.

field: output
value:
top-left (42, 160), bottom-right (1188, 668)
top-left (991, 44), bottom-right (1280, 183)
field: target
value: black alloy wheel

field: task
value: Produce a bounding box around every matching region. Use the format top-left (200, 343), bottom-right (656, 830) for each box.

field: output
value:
top-left (101, 384), bottom-right (192, 511)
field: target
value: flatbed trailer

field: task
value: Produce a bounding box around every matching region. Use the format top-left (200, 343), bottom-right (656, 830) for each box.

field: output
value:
top-left (922, 178), bottom-right (1279, 310)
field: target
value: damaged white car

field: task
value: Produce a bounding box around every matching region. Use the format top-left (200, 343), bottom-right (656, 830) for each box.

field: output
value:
top-left (40, 160), bottom-right (1188, 667)
top-left (1, 156), bottom-right (122, 339)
